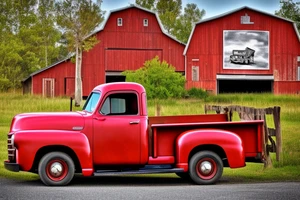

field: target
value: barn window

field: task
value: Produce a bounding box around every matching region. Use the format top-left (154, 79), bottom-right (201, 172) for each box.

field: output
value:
top-left (143, 19), bottom-right (148, 26)
top-left (117, 18), bottom-right (123, 26)
top-left (241, 13), bottom-right (254, 24)
top-left (192, 66), bottom-right (199, 81)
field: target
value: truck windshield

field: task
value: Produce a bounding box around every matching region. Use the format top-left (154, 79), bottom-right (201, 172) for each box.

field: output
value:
top-left (83, 92), bottom-right (101, 113)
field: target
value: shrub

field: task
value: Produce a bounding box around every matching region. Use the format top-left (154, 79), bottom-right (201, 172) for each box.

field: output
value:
top-left (0, 78), bottom-right (12, 92)
top-left (122, 56), bottom-right (186, 99)
top-left (187, 87), bottom-right (208, 99)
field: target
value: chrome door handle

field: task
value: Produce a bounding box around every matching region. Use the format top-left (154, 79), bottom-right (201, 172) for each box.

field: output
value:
top-left (130, 120), bottom-right (140, 124)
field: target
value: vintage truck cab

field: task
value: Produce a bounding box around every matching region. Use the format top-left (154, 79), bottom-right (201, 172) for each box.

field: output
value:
top-left (4, 82), bottom-right (264, 186)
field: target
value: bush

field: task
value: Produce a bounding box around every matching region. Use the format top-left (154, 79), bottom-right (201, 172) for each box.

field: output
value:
top-left (187, 87), bottom-right (208, 99)
top-left (0, 78), bottom-right (12, 92)
top-left (122, 56), bottom-right (186, 99)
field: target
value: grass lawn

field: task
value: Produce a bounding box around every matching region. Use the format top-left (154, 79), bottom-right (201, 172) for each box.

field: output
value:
top-left (0, 92), bottom-right (300, 183)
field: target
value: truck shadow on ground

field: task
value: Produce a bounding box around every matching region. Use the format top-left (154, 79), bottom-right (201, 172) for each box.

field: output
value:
top-left (68, 174), bottom-right (233, 186)
top-left (11, 175), bottom-right (235, 187)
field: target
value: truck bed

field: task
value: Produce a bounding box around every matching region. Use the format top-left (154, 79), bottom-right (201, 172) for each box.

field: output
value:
top-left (148, 114), bottom-right (263, 164)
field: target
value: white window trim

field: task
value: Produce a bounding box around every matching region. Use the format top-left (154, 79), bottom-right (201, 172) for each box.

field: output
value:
top-left (143, 19), bottom-right (148, 27)
top-left (297, 56), bottom-right (300, 62)
top-left (117, 18), bottom-right (123, 26)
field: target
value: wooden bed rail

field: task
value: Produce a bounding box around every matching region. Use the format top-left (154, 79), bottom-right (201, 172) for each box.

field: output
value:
top-left (205, 105), bottom-right (281, 167)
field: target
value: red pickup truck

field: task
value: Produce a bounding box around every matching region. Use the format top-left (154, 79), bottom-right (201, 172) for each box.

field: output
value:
top-left (4, 82), bottom-right (264, 186)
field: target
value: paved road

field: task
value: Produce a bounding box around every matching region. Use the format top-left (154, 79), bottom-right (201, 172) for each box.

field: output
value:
top-left (0, 175), bottom-right (299, 200)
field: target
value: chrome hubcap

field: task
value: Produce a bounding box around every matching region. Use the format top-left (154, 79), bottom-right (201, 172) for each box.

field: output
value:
top-left (200, 161), bottom-right (212, 175)
top-left (50, 162), bottom-right (63, 177)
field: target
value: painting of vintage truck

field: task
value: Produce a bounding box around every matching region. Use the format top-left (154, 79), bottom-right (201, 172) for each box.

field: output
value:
top-left (230, 47), bottom-right (255, 64)
top-left (223, 30), bottom-right (269, 70)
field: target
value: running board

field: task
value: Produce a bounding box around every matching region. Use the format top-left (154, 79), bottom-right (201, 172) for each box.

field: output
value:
top-left (93, 167), bottom-right (184, 176)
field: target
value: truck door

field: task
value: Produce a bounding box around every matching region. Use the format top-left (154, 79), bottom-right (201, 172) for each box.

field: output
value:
top-left (93, 92), bottom-right (142, 165)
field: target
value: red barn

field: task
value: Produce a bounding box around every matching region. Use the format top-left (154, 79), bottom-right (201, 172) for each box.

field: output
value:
top-left (184, 6), bottom-right (300, 94)
top-left (23, 5), bottom-right (185, 97)
top-left (23, 6), bottom-right (300, 97)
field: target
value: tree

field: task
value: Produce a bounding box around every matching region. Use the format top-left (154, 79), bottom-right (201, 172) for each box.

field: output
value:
top-left (173, 3), bottom-right (205, 43)
top-left (0, 34), bottom-right (23, 91)
top-left (122, 56), bottom-right (186, 99)
top-left (0, 0), bottom-right (41, 91)
top-left (156, 0), bottom-right (182, 33)
top-left (136, 0), bottom-right (156, 10)
top-left (275, 0), bottom-right (300, 32)
top-left (55, 0), bottom-right (104, 106)
top-left (135, 0), bottom-right (205, 43)
top-left (35, 0), bottom-right (61, 68)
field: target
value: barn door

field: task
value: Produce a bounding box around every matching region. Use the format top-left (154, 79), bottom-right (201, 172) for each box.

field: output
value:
top-left (65, 77), bottom-right (75, 97)
top-left (43, 78), bottom-right (55, 97)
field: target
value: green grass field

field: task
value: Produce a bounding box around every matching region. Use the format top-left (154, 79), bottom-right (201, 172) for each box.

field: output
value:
top-left (0, 92), bottom-right (300, 182)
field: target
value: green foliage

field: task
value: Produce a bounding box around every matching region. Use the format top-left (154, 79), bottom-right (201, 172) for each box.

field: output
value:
top-left (0, 0), bottom-right (66, 91)
top-left (0, 78), bottom-right (12, 92)
top-left (136, 0), bottom-right (156, 10)
top-left (173, 3), bottom-right (205, 43)
top-left (187, 87), bottom-right (208, 99)
top-left (55, 0), bottom-right (104, 52)
top-left (156, 0), bottom-right (182, 33)
top-left (122, 56), bottom-right (186, 99)
top-left (0, 0), bottom-right (105, 94)
top-left (136, 0), bottom-right (205, 43)
top-left (34, 0), bottom-right (62, 68)
top-left (275, 0), bottom-right (300, 32)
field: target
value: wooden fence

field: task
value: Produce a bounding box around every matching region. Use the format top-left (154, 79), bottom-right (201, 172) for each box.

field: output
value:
top-left (204, 105), bottom-right (281, 167)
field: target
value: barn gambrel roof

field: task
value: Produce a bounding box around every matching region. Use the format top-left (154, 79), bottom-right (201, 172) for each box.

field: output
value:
top-left (183, 6), bottom-right (300, 55)
top-left (92, 4), bottom-right (185, 45)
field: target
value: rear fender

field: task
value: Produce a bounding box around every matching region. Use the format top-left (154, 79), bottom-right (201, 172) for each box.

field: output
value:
top-left (14, 130), bottom-right (93, 176)
top-left (176, 129), bottom-right (245, 171)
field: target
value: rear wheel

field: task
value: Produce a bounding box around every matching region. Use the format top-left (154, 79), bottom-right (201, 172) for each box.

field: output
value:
top-left (189, 151), bottom-right (223, 185)
top-left (38, 152), bottom-right (75, 186)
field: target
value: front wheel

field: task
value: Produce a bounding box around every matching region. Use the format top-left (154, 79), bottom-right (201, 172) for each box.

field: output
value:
top-left (189, 151), bottom-right (223, 185)
top-left (38, 152), bottom-right (75, 186)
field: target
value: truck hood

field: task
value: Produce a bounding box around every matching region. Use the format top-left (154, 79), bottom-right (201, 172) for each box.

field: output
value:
top-left (10, 112), bottom-right (85, 132)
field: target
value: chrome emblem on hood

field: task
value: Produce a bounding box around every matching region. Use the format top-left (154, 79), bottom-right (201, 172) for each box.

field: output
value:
top-left (72, 126), bottom-right (83, 131)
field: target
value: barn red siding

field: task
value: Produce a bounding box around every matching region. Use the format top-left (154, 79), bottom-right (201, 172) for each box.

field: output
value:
top-left (274, 81), bottom-right (300, 94)
top-left (185, 7), bottom-right (300, 94)
top-left (30, 6), bottom-right (185, 97)
top-left (27, 6), bottom-right (300, 97)
top-left (32, 61), bottom-right (75, 97)
top-left (105, 49), bottom-right (163, 71)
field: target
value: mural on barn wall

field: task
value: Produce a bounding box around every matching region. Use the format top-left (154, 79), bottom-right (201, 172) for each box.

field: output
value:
top-left (223, 30), bottom-right (269, 70)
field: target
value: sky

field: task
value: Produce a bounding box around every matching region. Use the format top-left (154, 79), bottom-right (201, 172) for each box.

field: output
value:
top-left (101, 0), bottom-right (282, 19)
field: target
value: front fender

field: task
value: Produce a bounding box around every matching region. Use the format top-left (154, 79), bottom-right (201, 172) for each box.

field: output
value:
top-left (176, 129), bottom-right (245, 170)
top-left (14, 130), bottom-right (93, 175)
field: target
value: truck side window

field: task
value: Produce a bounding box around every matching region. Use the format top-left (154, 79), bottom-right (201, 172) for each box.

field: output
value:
top-left (100, 93), bottom-right (138, 115)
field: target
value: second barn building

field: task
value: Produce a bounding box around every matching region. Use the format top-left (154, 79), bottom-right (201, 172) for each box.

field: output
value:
top-left (184, 6), bottom-right (300, 94)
